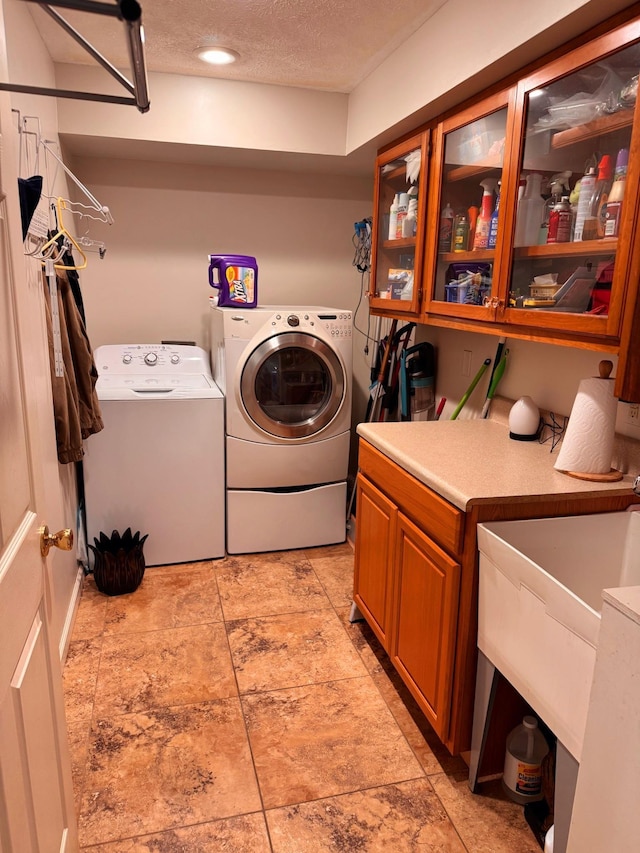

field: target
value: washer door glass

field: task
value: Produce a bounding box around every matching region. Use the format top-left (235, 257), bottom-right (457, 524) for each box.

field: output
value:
top-left (241, 332), bottom-right (345, 438)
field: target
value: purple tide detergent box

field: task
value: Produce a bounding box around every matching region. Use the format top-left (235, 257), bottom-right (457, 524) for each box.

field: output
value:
top-left (208, 254), bottom-right (258, 308)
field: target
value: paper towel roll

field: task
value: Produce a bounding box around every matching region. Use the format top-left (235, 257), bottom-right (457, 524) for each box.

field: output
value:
top-left (554, 375), bottom-right (617, 476)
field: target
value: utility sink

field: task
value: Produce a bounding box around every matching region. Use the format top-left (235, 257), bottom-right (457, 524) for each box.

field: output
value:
top-left (477, 511), bottom-right (640, 762)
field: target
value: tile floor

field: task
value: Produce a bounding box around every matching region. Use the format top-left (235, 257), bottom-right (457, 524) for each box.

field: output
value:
top-left (64, 543), bottom-right (540, 851)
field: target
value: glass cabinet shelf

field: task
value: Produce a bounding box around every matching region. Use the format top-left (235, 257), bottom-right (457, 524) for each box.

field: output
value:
top-left (513, 239), bottom-right (617, 259)
top-left (370, 130), bottom-right (429, 312)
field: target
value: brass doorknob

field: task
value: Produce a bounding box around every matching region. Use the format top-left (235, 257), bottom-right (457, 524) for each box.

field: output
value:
top-left (40, 525), bottom-right (74, 557)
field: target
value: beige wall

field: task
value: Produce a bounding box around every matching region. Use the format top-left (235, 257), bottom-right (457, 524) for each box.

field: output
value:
top-left (418, 326), bottom-right (638, 441)
top-left (70, 155), bottom-right (374, 441)
top-left (55, 63), bottom-right (351, 158)
top-left (347, 0), bottom-right (639, 151)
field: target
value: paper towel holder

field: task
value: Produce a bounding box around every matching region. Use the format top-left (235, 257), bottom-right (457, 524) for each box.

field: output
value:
top-left (556, 360), bottom-right (623, 483)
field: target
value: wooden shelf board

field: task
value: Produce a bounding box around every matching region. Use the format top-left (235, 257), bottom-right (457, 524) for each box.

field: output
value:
top-left (551, 110), bottom-right (634, 149)
top-left (439, 249), bottom-right (495, 262)
top-left (381, 164), bottom-right (408, 182)
top-left (382, 237), bottom-right (416, 250)
top-left (513, 240), bottom-right (617, 259)
top-left (446, 161), bottom-right (502, 182)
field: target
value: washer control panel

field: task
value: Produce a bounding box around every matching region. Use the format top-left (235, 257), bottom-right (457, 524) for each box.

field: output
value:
top-left (96, 344), bottom-right (211, 375)
top-left (271, 311), bottom-right (352, 339)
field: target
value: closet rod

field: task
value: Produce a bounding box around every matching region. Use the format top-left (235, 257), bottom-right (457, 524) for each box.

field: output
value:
top-left (0, 0), bottom-right (149, 112)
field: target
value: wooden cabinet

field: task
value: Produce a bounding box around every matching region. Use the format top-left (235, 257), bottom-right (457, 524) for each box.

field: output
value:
top-left (353, 439), bottom-right (465, 746)
top-left (499, 18), bottom-right (640, 348)
top-left (390, 513), bottom-right (460, 737)
top-left (369, 7), bottom-right (640, 400)
top-left (369, 130), bottom-right (430, 315)
top-left (352, 475), bottom-right (396, 649)
top-left (424, 87), bottom-right (518, 322)
top-left (353, 437), bottom-right (640, 755)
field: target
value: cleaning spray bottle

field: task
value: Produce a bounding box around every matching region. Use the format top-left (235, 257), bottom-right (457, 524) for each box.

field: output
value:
top-left (388, 193), bottom-right (400, 240)
top-left (395, 192), bottom-right (410, 238)
top-left (473, 179), bottom-right (497, 250)
top-left (573, 158), bottom-right (598, 241)
top-left (569, 178), bottom-right (582, 241)
top-left (514, 173), bottom-right (545, 246)
top-left (544, 171), bottom-right (572, 244)
top-left (487, 180), bottom-right (501, 249)
top-left (584, 154), bottom-right (613, 240)
top-left (401, 186), bottom-right (419, 237)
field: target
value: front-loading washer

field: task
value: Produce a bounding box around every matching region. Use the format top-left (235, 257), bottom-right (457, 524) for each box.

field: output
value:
top-left (211, 305), bottom-right (352, 554)
top-left (84, 344), bottom-right (225, 566)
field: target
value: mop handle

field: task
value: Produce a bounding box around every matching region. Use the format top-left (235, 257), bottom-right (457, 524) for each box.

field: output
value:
top-left (480, 350), bottom-right (508, 419)
top-left (450, 358), bottom-right (491, 420)
top-left (376, 319), bottom-right (398, 386)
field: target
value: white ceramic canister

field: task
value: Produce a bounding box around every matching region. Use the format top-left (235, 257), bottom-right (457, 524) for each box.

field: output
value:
top-left (509, 396), bottom-right (541, 441)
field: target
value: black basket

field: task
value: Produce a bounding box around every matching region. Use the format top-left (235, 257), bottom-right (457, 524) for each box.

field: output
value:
top-left (88, 528), bottom-right (148, 596)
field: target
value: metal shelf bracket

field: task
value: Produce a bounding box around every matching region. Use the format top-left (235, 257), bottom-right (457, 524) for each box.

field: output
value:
top-left (0, 0), bottom-right (150, 112)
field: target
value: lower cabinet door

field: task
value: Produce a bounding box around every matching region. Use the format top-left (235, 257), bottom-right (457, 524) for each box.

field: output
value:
top-left (390, 511), bottom-right (461, 739)
top-left (353, 474), bottom-right (397, 650)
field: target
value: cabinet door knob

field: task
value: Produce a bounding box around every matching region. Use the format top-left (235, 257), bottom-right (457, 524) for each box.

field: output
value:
top-left (483, 296), bottom-right (502, 309)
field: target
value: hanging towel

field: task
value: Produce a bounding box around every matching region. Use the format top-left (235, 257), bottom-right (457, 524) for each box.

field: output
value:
top-left (18, 175), bottom-right (43, 239)
top-left (48, 235), bottom-right (87, 323)
top-left (43, 268), bottom-right (103, 463)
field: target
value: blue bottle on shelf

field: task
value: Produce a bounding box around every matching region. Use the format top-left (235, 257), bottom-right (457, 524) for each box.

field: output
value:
top-left (488, 181), bottom-right (501, 249)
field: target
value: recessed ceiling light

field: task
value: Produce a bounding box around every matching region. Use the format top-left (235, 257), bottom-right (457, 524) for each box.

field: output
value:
top-left (196, 46), bottom-right (239, 66)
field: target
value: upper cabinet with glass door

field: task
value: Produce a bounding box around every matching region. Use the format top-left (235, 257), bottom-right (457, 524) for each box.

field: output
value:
top-left (425, 89), bottom-right (517, 320)
top-left (369, 130), bottom-right (430, 315)
top-left (505, 18), bottom-right (640, 339)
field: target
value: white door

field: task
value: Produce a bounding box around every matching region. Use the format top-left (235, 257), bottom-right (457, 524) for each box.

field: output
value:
top-left (0, 87), bottom-right (78, 853)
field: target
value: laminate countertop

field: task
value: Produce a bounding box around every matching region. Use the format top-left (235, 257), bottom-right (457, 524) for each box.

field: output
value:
top-left (356, 419), bottom-right (637, 511)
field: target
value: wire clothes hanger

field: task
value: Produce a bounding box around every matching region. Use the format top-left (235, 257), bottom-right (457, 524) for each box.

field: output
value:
top-left (77, 234), bottom-right (107, 259)
top-left (16, 115), bottom-right (111, 267)
top-left (39, 197), bottom-right (88, 271)
top-left (13, 110), bottom-right (55, 259)
top-left (21, 115), bottom-right (114, 225)
top-left (41, 140), bottom-right (113, 225)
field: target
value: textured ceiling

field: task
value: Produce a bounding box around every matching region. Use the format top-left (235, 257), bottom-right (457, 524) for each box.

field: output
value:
top-left (29, 0), bottom-right (448, 92)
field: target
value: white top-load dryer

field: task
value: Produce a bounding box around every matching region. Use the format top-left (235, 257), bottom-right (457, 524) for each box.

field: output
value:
top-left (211, 305), bottom-right (352, 554)
top-left (84, 344), bottom-right (225, 566)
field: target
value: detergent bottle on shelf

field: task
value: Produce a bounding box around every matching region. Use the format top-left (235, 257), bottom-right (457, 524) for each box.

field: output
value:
top-left (487, 180), bottom-right (501, 249)
top-left (439, 201), bottom-right (455, 252)
top-left (453, 213), bottom-right (470, 253)
top-left (603, 147), bottom-right (628, 238)
top-left (514, 173), bottom-right (545, 246)
top-left (402, 187), bottom-right (419, 237)
top-left (544, 171), bottom-right (572, 243)
top-left (584, 154), bottom-right (613, 239)
top-left (473, 178), bottom-right (497, 250)
top-left (395, 192), bottom-right (410, 238)
top-left (208, 254), bottom-right (258, 308)
top-left (467, 205), bottom-right (479, 251)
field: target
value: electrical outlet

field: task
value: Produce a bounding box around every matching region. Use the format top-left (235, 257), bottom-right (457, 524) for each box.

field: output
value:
top-left (628, 404), bottom-right (640, 426)
top-left (462, 350), bottom-right (472, 377)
